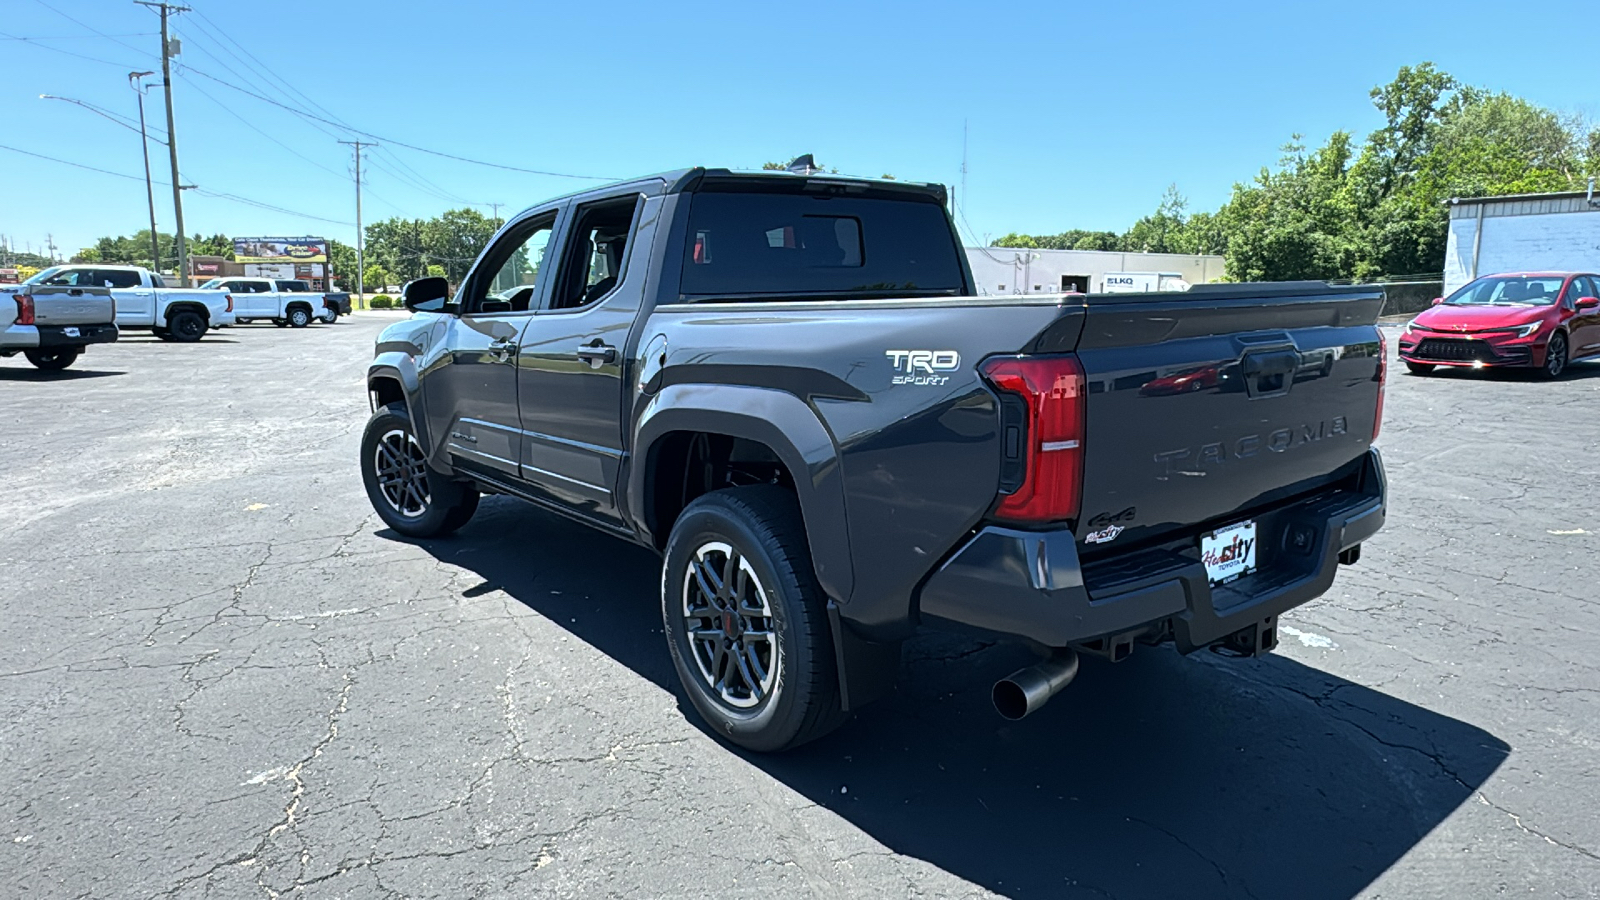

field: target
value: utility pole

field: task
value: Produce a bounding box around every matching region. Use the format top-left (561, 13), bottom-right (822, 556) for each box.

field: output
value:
top-left (488, 202), bottom-right (503, 228)
top-left (339, 140), bottom-right (374, 304)
top-left (129, 71), bottom-right (161, 271)
top-left (46, 234), bottom-right (59, 263)
top-left (137, 1), bottom-right (191, 284)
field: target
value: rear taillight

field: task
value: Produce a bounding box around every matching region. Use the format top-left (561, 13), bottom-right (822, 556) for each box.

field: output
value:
top-left (1373, 331), bottom-right (1387, 441)
top-left (980, 355), bottom-right (1086, 524)
top-left (14, 294), bottom-right (35, 326)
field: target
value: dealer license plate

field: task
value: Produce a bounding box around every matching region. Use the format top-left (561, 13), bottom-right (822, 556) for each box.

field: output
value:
top-left (1201, 519), bottom-right (1258, 585)
top-left (64, 327), bottom-right (80, 338)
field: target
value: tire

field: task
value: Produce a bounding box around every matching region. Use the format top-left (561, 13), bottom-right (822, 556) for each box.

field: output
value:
top-left (24, 347), bottom-right (80, 370)
top-left (359, 402), bottom-right (479, 538)
top-left (167, 309), bottom-right (207, 343)
top-left (321, 308), bottom-right (339, 324)
top-left (1405, 362), bottom-right (1435, 376)
top-left (273, 318), bottom-right (287, 328)
top-left (287, 307), bottom-right (311, 328)
top-left (662, 486), bottom-right (845, 752)
top-left (236, 317), bottom-right (253, 325)
top-left (1537, 332), bottom-right (1568, 380)
top-left (152, 327), bottom-right (174, 341)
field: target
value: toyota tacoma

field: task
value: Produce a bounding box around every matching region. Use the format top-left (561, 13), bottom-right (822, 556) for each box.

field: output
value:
top-left (359, 167), bottom-right (1388, 751)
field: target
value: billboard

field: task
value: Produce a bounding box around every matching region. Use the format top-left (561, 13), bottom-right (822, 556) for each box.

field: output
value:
top-left (233, 236), bottom-right (327, 264)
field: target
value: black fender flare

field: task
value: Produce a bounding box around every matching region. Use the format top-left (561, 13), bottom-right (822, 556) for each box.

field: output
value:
top-left (367, 353), bottom-right (435, 456)
top-left (630, 382), bottom-right (854, 605)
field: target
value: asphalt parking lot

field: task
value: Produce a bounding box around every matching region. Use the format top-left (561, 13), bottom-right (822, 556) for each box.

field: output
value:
top-left (2, 316), bottom-right (1597, 899)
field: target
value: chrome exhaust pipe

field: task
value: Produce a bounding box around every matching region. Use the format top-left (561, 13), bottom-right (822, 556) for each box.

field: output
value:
top-left (992, 651), bottom-right (1079, 720)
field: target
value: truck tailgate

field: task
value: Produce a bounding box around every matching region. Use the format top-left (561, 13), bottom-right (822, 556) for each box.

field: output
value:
top-left (1071, 283), bottom-right (1385, 550)
top-left (21, 285), bottom-right (117, 326)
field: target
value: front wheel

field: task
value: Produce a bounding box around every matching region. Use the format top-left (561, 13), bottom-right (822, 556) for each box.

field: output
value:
top-left (273, 318), bottom-right (288, 328)
top-left (662, 486), bottom-right (845, 753)
top-left (24, 347), bottom-right (80, 370)
top-left (167, 310), bottom-right (207, 343)
top-left (1405, 361), bottom-right (1435, 376)
top-left (236, 317), bottom-right (253, 325)
top-left (1537, 332), bottom-right (1568, 380)
top-left (359, 402), bottom-right (479, 538)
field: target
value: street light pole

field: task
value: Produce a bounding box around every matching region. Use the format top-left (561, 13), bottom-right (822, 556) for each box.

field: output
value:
top-left (129, 71), bottom-right (161, 271)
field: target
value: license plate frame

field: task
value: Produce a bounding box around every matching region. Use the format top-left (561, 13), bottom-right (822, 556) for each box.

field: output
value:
top-left (1201, 519), bottom-right (1258, 586)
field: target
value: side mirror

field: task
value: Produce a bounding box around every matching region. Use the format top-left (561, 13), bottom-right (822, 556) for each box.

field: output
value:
top-left (1431, 297), bottom-right (1444, 306)
top-left (1576, 296), bottom-right (1600, 310)
top-left (401, 276), bottom-right (451, 312)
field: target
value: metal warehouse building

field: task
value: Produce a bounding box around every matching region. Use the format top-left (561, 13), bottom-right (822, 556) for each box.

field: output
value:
top-left (1443, 189), bottom-right (1600, 295)
top-left (965, 247), bottom-right (1226, 296)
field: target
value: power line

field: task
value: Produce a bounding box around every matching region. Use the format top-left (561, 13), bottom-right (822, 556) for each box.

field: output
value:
top-left (180, 65), bottom-right (617, 180)
top-left (175, 72), bottom-right (345, 180)
top-left (0, 29), bottom-right (153, 68)
top-left (0, 32), bottom-right (157, 39)
top-left (31, 0), bottom-right (149, 55)
top-left (0, 143), bottom-right (352, 227)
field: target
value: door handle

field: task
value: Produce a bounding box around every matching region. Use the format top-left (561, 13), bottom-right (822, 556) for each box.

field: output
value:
top-left (575, 342), bottom-right (618, 367)
top-left (488, 339), bottom-right (519, 361)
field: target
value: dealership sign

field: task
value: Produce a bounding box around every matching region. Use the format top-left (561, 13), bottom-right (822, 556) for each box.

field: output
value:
top-left (233, 236), bottom-right (328, 264)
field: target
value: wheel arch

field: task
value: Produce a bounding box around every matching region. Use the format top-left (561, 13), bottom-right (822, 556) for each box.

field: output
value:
top-left (160, 301), bottom-right (210, 327)
top-left (631, 383), bottom-right (853, 606)
top-left (367, 353), bottom-right (433, 451)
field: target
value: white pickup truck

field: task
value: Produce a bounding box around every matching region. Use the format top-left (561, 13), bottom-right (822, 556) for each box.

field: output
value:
top-left (199, 277), bottom-right (340, 327)
top-left (1, 276), bottom-right (119, 369)
top-left (29, 265), bottom-right (235, 342)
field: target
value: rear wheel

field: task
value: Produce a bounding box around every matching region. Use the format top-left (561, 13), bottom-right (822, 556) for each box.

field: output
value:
top-left (1537, 332), bottom-right (1568, 380)
top-left (287, 307), bottom-right (311, 328)
top-left (359, 402), bottom-right (479, 538)
top-left (662, 486), bottom-right (845, 752)
top-left (24, 347), bottom-right (80, 370)
top-left (167, 310), bottom-right (207, 343)
top-left (321, 307), bottom-right (339, 324)
top-left (1405, 361), bottom-right (1435, 376)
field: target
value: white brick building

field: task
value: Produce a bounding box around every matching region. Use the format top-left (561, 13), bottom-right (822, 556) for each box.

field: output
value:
top-left (1444, 190), bottom-right (1600, 295)
top-left (965, 247), bottom-right (1226, 296)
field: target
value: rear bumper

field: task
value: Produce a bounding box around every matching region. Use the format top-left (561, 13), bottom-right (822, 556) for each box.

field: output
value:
top-left (38, 323), bottom-right (118, 348)
top-left (917, 448), bottom-right (1386, 652)
top-left (1, 324), bottom-right (39, 350)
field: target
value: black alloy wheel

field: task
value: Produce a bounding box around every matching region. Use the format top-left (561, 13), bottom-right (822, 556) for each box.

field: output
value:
top-left (24, 347), bottom-right (81, 370)
top-left (358, 402), bottom-right (479, 537)
top-left (662, 486), bottom-right (846, 752)
top-left (167, 310), bottom-right (207, 343)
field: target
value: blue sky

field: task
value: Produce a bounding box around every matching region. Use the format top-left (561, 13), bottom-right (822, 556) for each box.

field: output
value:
top-left (3, 0), bottom-right (1596, 260)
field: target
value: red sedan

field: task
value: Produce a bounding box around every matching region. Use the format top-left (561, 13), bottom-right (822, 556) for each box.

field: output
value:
top-left (1399, 272), bottom-right (1600, 379)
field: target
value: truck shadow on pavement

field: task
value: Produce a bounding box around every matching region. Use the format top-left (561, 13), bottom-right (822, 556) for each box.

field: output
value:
top-left (410, 498), bottom-right (1509, 900)
top-left (0, 366), bottom-right (126, 381)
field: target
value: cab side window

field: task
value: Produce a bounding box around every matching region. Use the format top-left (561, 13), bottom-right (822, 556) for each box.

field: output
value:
top-left (550, 197), bottom-right (639, 311)
top-left (102, 270), bottom-right (143, 289)
top-left (468, 214), bottom-right (556, 315)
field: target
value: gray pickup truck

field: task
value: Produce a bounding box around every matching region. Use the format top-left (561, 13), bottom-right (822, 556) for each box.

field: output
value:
top-left (360, 168), bottom-right (1388, 751)
top-left (1, 274), bottom-right (119, 369)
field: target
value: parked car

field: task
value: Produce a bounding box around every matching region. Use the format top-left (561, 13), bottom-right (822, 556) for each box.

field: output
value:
top-left (358, 167), bottom-right (1387, 752)
top-left (21, 265), bottom-right (231, 342)
top-left (1, 275), bottom-right (118, 369)
top-left (1399, 272), bottom-right (1600, 379)
top-left (199, 277), bottom-right (342, 326)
